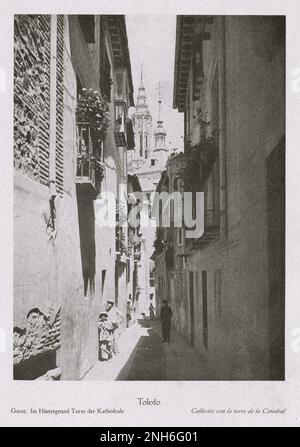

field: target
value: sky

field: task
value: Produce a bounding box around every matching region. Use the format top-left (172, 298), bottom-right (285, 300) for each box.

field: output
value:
top-left (126, 15), bottom-right (184, 152)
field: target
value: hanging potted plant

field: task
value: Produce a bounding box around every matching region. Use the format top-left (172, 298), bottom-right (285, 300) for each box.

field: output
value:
top-left (183, 115), bottom-right (219, 189)
top-left (76, 88), bottom-right (110, 150)
top-left (76, 88), bottom-right (110, 186)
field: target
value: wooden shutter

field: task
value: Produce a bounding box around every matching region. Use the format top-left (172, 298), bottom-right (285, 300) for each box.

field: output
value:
top-left (55, 15), bottom-right (64, 197)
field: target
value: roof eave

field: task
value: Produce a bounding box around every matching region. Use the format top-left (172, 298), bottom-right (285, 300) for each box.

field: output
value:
top-left (173, 15), bottom-right (183, 111)
top-left (106, 15), bottom-right (135, 107)
top-left (119, 16), bottom-right (135, 107)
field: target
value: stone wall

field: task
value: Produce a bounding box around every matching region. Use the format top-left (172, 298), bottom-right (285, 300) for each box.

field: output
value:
top-left (13, 15), bottom-right (97, 380)
top-left (13, 307), bottom-right (61, 366)
top-left (14, 14), bottom-right (135, 380)
top-left (14, 15), bottom-right (51, 184)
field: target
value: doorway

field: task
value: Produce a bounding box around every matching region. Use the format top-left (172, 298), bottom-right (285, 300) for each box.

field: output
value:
top-left (189, 271), bottom-right (195, 346)
top-left (202, 270), bottom-right (208, 349)
top-left (266, 137), bottom-right (285, 379)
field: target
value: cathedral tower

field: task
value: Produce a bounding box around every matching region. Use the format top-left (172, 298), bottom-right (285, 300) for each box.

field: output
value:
top-left (153, 82), bottom-right (168, 169)
top-left (131, 70), bottom-right (152, 169)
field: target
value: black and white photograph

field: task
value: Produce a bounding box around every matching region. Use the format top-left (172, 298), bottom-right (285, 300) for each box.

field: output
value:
top-left (2, 0), bottom-right (300, 429)
top-left (11, 13), bottom-right (285, 382)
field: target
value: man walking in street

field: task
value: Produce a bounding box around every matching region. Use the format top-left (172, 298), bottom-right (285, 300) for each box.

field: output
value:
top-left (105, 299), bottom-right (124, 355)
top-left (126, 299), bottom-right (132, 328)
top-left (149, 302), bottom-right (155, 320)
top-left (160, 300), bottom-right (172, 342)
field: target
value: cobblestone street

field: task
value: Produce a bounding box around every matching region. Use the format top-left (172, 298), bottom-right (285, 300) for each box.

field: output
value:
top-left (82, 318), bottom-right (204, 381)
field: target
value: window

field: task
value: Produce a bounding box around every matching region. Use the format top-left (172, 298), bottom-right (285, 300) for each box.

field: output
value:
top-left (151, 159), bottom-right (155, 167)
top-left (146, 193), bottom-right (152, 218)
top-left (100, 20), bottom-right (111, 102)
top-left (76, 75), bottom-right (83, 100)
top-left (149, 293), bottom-right (154, 301)
top-left (115, 72), bottom-right (124, 101)
top-left (78, 15), bottom-right (95, 43)
top-left (101, 269), bottom-right (106, 296)
top-left (178, 227), bottom-right (184, 245)
top-left (192, 34), bottom-right (203, 100)
top-left (126, 119), bottom-right (135, 150)
top-left (185, 78), bottom-right (192, 147)
top-left (149, 265), bottom-right (155, 287)
top-left (140, 134), bottom-right (143, 157)
top-left (204, 65), bottom-right (220, 229)
top-left (126, 259), bottom-right (130, 283)
top-left (100, 48), bottom-right (111, 101)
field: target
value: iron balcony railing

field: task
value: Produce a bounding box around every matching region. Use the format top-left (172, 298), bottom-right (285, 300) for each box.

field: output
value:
top-left (75, 122), bottom-right (105, 198)
top-left (76, 122), bottom-right (96, 188)
top-left (205, 208), bottom-right (220, 228)
top-left (184, 207), bottom-right (220, 252)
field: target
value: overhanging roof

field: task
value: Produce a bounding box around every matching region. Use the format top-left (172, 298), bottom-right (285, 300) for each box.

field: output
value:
top-left (173, 15), bottom-right (212, 112)
top-left (106, 15), bottom-right (134, 107)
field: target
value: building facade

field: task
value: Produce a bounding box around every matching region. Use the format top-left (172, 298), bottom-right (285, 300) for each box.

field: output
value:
top-left (128, 77), bottom-right (169, 316)
top-left (153, 15), bottom-right (285, 380)
top-left (13, 15), bottom-right (135, 380)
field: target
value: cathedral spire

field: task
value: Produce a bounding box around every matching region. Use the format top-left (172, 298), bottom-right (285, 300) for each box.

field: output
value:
top-left (154, 81), bottom-right (166, 136)
top-left (153, 81), bottom-right (168, 169)
top-left (140, 64), bottom-right (144, 87)
top-left (136, 65), bottom-right (149, 112)
top-left (157, 81), bottom-right (162, 122)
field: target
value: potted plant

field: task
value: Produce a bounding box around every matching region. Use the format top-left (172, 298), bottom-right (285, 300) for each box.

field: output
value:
top-left (76, 88), bottom-right (110, 186)
top-left (183, 121), bottom-right (219, 190)
top-left (76, 88), bottom-right (110, 151)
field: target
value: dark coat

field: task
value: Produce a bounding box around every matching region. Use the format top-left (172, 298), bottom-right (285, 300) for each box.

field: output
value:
top-left (160, 305), bottom-right (172, 322)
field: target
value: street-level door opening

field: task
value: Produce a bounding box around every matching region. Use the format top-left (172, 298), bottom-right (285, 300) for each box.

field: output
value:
top-left (189, 271), bottom-right (195, 346)
top-left (266, 136), bottom-right (285, 380)
top-left (202, 270), bottom-right (208, 349)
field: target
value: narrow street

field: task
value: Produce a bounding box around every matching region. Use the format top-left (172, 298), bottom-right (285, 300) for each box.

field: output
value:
top-left (12, 14), bottom-right (285, 384)
top-left (83, 318), bottom-right (203, 381)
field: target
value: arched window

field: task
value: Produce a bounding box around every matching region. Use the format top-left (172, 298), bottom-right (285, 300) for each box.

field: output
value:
top-left (140, 133), bottom-right (143, 157)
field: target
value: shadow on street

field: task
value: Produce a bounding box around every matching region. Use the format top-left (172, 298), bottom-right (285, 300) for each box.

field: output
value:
top-left (116, 319), bottom-right (165, 380)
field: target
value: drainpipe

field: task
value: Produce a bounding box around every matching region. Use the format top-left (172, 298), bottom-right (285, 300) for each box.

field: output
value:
top-left (219, 16), bottom-right (227, 239)
top-left (49, 15), bottom-right (57, 199)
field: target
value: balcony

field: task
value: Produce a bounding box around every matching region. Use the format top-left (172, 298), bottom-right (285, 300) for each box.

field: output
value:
top-left (75, 123), bottom-right (104, 199)
top-left (116, 224), bottom-right (128, 264)
top-left (126, 119), bottom-right (135, 150)
top-left (165, 243), bottom-right (175, 271)
top-left (114, 124), bottom-right (126, 147)
top-left (114, 102), bottom-right (127, 147)
top-left (188, 208), bottom-right (220, 250)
